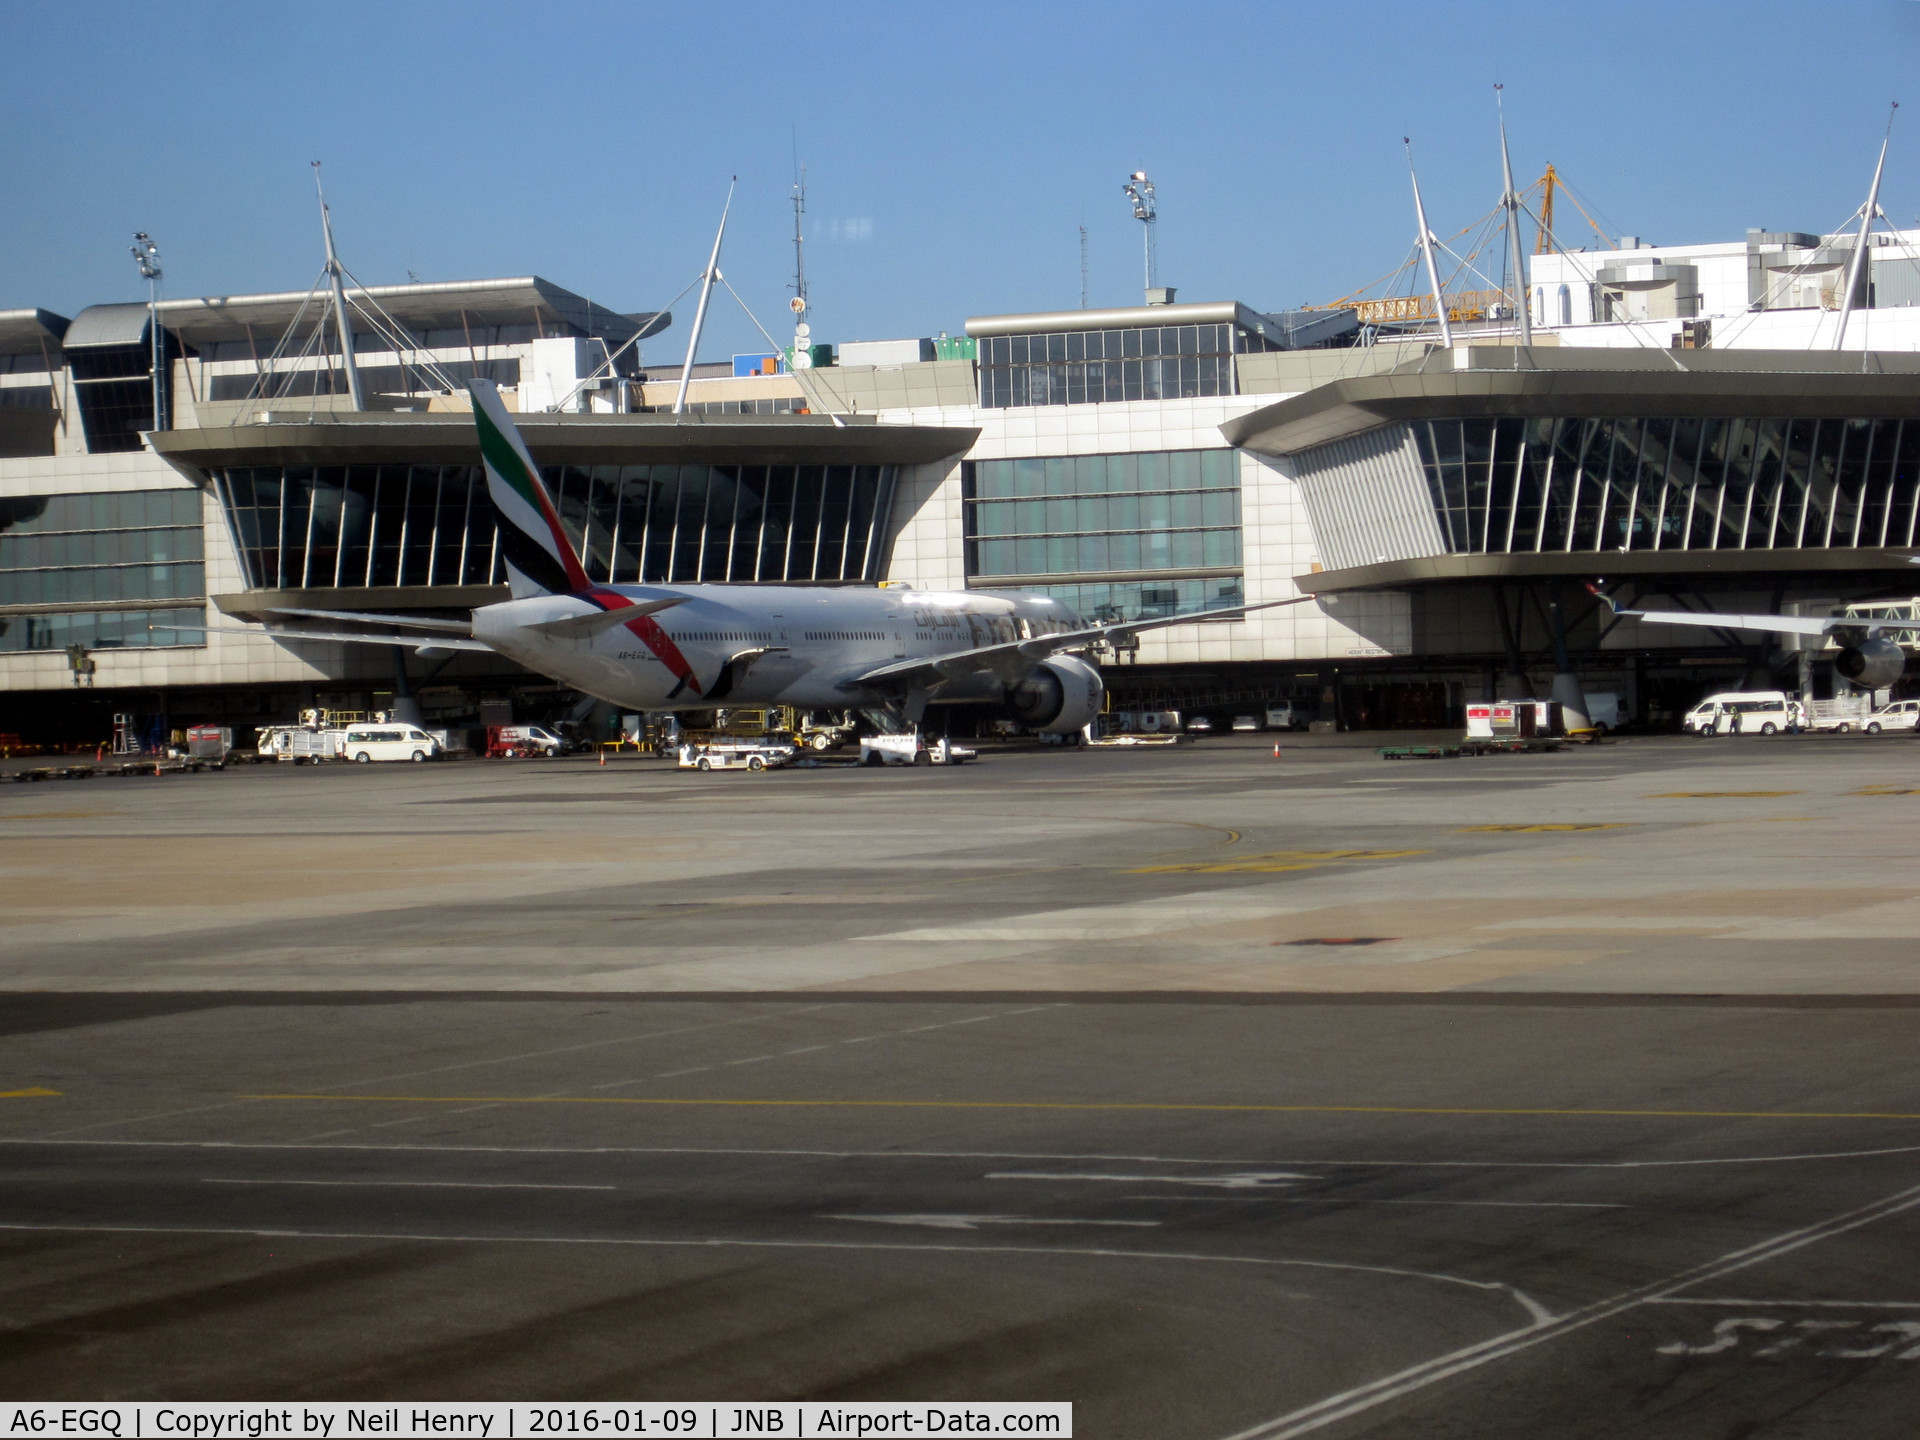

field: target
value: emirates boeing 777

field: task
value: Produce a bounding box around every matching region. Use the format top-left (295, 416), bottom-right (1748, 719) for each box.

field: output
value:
top-left (216, 380), bottom-right (1311, 733)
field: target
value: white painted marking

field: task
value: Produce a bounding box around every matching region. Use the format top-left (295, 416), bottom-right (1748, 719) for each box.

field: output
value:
top-left (0, 1220), bottom-right (1549, 1324)
top-left (1649, 1297), bottom-right (1920, 1309)
top-left (1212, 1175), bottom-right (1920, 1440)
top-left (1754, 1319), bottom-right (1858, 1356)
top-left (1828, 1320), bottom-right (1920, 1358)
top-left (202, 1178), bottom-right (616, 1191)
top-left (1657, 1317), bottom-right (1781, 1355)
top-left (991, 1171), bottom-right (1313, 1189)
top-left (826, 1213), bottom-right (1161, 1231)
top-left (14, 1136), bottom-right (1920, 1171)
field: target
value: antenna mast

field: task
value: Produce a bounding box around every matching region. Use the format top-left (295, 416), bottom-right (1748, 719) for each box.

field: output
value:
top-left (1405, 141), bottom-right (1454, 349)
top-left (1495, 88), bottom-right (1533, 346)
top-left (790, 164), bottom-right (808, 318)
top-left (675, 179), bottom-right (735, 415)
top-left (311, 163), bottom-right (366, 411)
top-left (1835, 102), bottom-right (1898, 351)
top-left (1080, 223), bottom-right (1090, 308)
top-left (1123, 171), bottom-right (1157, 299)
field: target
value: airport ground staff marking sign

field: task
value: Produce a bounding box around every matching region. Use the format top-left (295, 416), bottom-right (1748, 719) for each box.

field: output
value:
top-left (0, 1404), bottom-right (1070, 1438)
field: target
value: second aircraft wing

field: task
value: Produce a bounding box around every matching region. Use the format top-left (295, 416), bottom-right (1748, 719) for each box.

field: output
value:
top-left (844, 595), bottom-right (1321, 691)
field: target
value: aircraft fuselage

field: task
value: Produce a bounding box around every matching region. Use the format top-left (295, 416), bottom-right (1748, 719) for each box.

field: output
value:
top-left (471, 585), bottom-right (1088, 712)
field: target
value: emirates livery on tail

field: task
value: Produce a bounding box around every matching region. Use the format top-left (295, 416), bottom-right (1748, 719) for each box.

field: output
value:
top-left (242, 380), bottom-right (1309, 731)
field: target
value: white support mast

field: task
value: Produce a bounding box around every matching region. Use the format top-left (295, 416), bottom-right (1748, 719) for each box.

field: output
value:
top-left (1495, 88), bottom-right (1533, 346)
top-left (1405, 140), bottom-right (1453, 349)
top-left (675, 179), bottom-right (735, 416)
top-left (1835, 102), bottom-right (1898, 351)
top-left (311, 163), bottom-right (365, 412)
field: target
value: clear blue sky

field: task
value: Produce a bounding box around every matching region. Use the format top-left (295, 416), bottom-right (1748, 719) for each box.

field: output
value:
top-left (3, 1), bottom-right (1916, 363)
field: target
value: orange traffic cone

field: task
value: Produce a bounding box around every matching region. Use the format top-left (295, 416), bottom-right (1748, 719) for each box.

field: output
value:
top-left (598, 746), bottom-right (606, 767)
top-left (1272, 743), bottom-right (1282, 758)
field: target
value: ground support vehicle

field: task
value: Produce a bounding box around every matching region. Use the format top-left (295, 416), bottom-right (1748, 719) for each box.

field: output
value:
top-left (1680, 691), bottom-right (1796, 735)
top-left (1809, 696), bottom-right (1875, 733)
top-left (860, 734), bottom-right (977, 766)
top-left (677, 740), bottom-right (796, 771)
top-left (484, 725), bottom-right (564, 758)
top-left (258, 726), bottom-right (343, 763)
top-left (1467, 700), bottom-right (1575, 741)
top-left (343, 726), bottom-right (442, 763)
top-left (1866, 699), bottom-right (1920, 733)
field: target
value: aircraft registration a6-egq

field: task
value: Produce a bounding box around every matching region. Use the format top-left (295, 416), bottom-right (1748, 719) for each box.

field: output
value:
top-left (223, 380), bottom-right (1312, 732)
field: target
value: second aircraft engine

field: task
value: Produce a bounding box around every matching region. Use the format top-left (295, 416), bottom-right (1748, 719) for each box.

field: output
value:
top-left (1836, 635), bottom-right (1906, 691)
top-left (1005, 654), bottom-right (1104, 734)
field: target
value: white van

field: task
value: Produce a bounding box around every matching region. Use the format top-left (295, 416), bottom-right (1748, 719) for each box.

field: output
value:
top-left (1265, 701), bottom-right (1302, 731)
top-left (1866, 699), bottom-right (1920, 733)
top-left (1682, 691), bottom-right (1793, 736)
top-left (342, 725), bottom-right (442, 763)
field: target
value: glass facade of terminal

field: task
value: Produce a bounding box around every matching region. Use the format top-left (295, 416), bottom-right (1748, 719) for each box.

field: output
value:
top-left (1409, 415), bottom-right (1920, 553)
top-left (0, 490), bottom-right (205, 651)
top-left (978, 322), bottom-right (1277, 408)
top-left (963, 449), bottom-right (1243, 621)
top-left (214, 462), bottom-right (898, 590)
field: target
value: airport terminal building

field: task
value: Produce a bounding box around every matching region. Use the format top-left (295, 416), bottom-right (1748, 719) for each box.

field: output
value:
top-left (5, 258), bottom-right (1920, 742)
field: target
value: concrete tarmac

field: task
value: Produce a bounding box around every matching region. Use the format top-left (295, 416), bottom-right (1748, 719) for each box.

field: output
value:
top-left (4, 735), bottom-right (1920, 1436)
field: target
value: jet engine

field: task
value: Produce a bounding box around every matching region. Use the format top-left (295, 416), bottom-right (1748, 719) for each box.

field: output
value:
top-left (1836, 635), bottom-right (1906, 691)
top-left (1005, 654), bottom-right (1104, 734)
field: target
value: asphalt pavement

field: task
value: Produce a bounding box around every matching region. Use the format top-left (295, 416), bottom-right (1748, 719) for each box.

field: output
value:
top-left (4, 735), bottom-right (1920, 1436)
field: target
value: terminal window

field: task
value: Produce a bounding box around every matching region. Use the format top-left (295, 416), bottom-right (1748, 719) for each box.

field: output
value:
top-left (1403, 414), bottom-right (1920, 554)
top-left (978, 323), bottom-right (1271, 408)
top-left (215, 461), bottom-right (896, 590)
top-left (0, 490), bottom-right (206, 651)
top-left (963, 449), bottom-right (1243, 621)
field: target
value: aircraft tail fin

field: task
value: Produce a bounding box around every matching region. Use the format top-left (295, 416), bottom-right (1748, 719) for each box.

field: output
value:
top-left (469, 379), bottom-right (592, 598)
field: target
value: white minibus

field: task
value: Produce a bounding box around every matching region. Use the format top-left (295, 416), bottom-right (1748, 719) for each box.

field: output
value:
top-left (343, 726), bottom-right (442, 763)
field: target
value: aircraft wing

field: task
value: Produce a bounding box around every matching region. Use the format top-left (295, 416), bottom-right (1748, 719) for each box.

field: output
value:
top-left (1591, 589), bottom-right (1888, 637)
top-left (195, 623), bottom-right (493, 652)
top-left (844, 595), bottom-right (1320, 690)
top-left (263, 607), bottom-right (474, 634)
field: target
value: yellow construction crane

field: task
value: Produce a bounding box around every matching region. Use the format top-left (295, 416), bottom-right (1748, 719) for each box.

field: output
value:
top-left (1533, 163), bottom-right (1557, 254)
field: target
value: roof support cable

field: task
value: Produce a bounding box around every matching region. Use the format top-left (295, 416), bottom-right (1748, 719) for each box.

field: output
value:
top-left (717, 274), bottom-right (845, 426)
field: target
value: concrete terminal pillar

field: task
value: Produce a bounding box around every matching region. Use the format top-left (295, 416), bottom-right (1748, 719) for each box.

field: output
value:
top-left (1545, 581), bottom-right (1591, 730)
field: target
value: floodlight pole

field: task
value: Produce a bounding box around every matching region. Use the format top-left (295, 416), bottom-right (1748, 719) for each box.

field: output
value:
top-left (312, 162), bottom-right (366, 411)
top-left (675, 179), bottom-right (735, 416)
top-left (130, 232), bottom-right (163, 431)
top-left (1405, 141), bottom-right (1454, 348)
top-left (1124, 171), bottom-right (1157, 298)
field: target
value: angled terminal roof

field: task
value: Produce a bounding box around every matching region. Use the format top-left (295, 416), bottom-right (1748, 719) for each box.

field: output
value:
top-left (151, 410), bottom-right (980, 470)
top-left (0, 308), bottom-right (72, 355)
top-left (137, 277), bottom-right (667, 348)
top-left (1224, 346), bottom-right (1920, 457)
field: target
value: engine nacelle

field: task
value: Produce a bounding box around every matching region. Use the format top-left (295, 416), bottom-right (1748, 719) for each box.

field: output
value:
top-left (1837, 635), bottom-right (1906, 691)
top-left (1006, 654), bottom-right (1104, 734)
